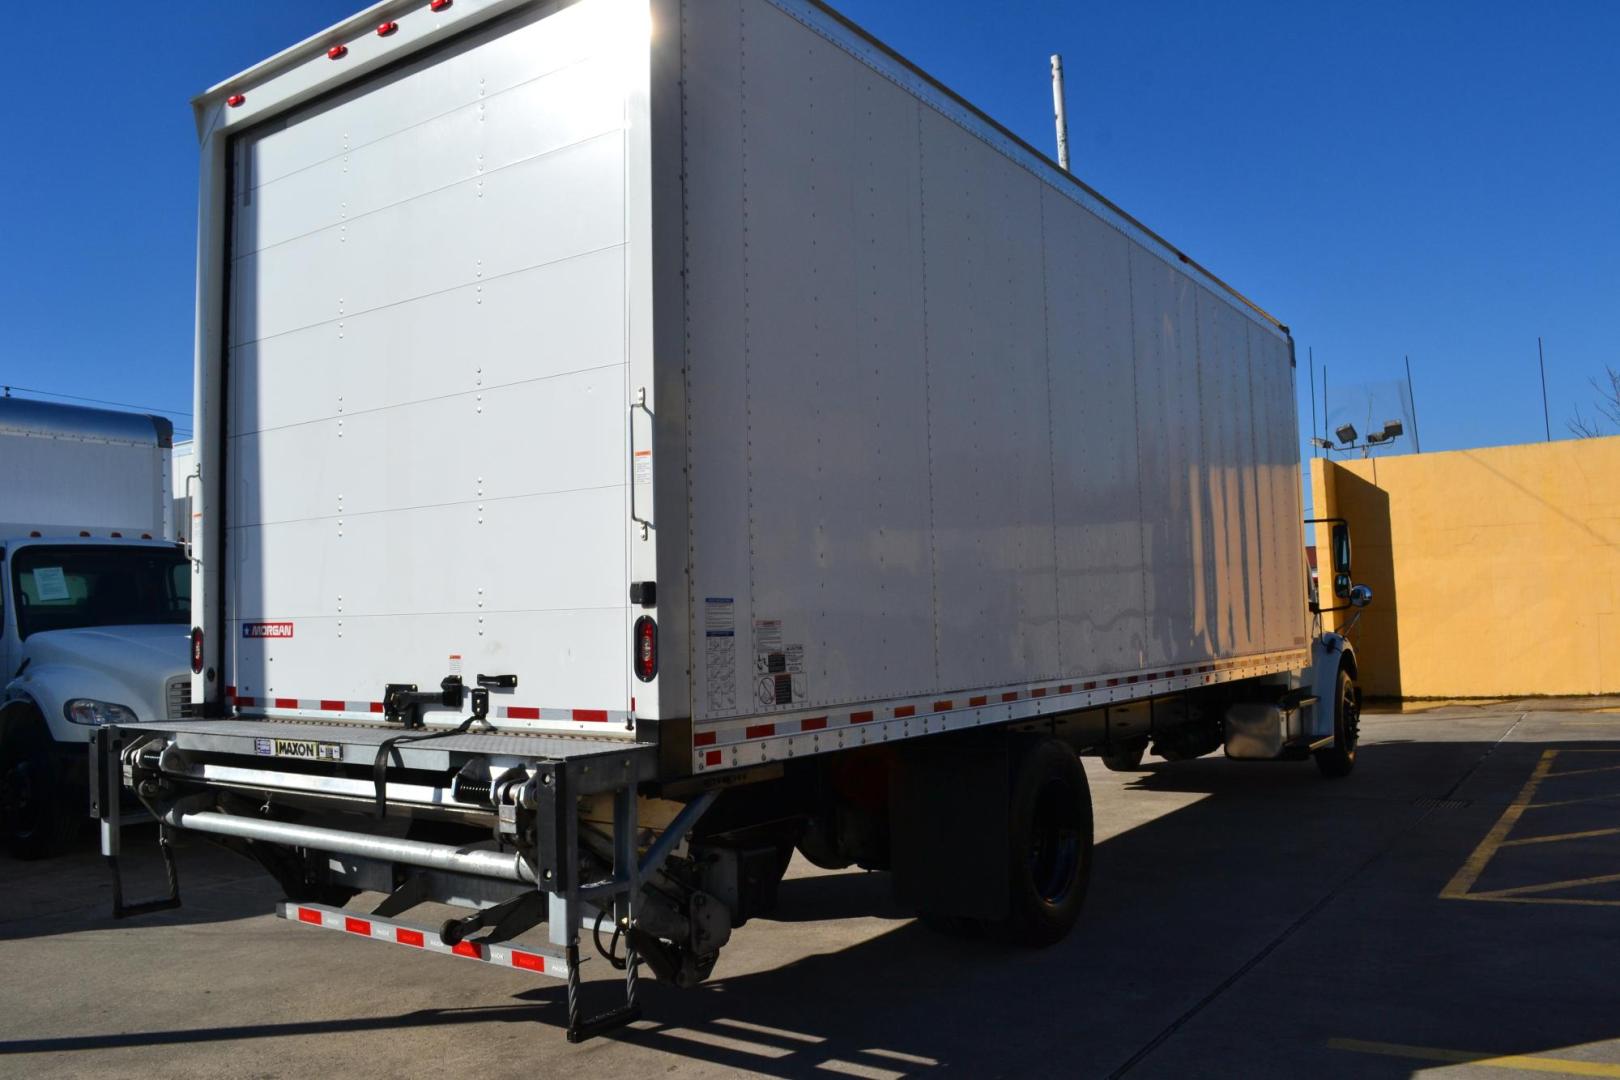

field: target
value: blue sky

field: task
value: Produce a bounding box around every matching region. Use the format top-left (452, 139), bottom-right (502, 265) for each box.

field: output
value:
top-left (2, 1), bottom-right (1616, 464)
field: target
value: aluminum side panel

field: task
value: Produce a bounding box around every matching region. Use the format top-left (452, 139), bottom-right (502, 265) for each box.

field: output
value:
top-left (681, 0), bottom-right (755, 721)
top-left (1197, 287), bottom-right (1261, 657)
top-left (917, 106), bottom-right (1059, 690)
top-left (1041, 188), bottom-right (1148, 675)
top-left (1254, 327), bottom-right (1309, 650)
top-left (732, 5), bottom-right (936, 709)
top-left (1129, 246), bottom-right (1208, 669)
top-left (679, 0), bottom-right (1305, 739)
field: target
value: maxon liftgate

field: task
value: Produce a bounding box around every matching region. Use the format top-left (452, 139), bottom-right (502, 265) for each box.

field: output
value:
top-left (93, 706), bottom-right (710, 1042)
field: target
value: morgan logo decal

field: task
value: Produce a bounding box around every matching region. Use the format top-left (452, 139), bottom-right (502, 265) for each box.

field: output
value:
top-left (242, 622), bottom-right (295, 639)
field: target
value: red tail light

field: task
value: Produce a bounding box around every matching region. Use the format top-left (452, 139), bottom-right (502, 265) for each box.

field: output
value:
top-left (190, 627), bottom-right (205, 674)
top-left (633, 616), bottom-right (657, 682)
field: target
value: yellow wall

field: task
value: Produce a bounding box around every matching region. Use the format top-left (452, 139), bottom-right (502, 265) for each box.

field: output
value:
top-left (1311, 438), bottom-right (1620, 698)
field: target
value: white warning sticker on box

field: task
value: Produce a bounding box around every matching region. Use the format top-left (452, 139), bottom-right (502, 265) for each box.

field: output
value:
top-left (752, 620), bottom-right (807, 705)
top-left (705, 598), bottom-right (736, 713)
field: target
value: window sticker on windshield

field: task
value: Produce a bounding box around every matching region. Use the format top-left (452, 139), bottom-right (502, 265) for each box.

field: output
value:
top-left (32, 567), bottom-right (69, 602)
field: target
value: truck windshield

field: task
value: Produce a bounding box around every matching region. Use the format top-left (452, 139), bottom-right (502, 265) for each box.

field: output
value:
top-left (10, 545), bottom-right (189, 639)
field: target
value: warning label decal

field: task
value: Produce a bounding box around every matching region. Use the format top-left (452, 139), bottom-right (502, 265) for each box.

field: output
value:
top-left (753, 619), bottom-right (807, 706)
top-left (705, 598), bottom-right (736, 713)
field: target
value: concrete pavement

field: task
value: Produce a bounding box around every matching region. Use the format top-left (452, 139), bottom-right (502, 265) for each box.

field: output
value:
top-left (2, 701), bottom-right (1618, 1078)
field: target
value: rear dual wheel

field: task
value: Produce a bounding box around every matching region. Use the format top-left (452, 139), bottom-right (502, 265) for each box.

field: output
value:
top-left (922, 738), bottom-right (1094, 947)
top-left (1003, 739), bottom-right (1094, 945)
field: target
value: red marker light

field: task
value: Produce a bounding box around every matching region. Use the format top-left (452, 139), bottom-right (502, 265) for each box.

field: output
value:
top-left (633, 616), bottom-right (658, 682)
top-left (377, 21), bottom-right (398, 36)
top-left (79, 531), bottom-right (91, 537)
top-left (190, 627), bottom-right (205, 674)
top-left (328, 44), bottom-right (349, 60)
top-left (430, 0), bottom-right (452, 11)
top-left (227, 93), bottom-right (246, 108)
top-left (110, 531), bottom-right (122, 538)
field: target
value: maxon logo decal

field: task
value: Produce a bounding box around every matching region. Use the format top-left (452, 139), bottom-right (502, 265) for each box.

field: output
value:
top-left (242, 622), bottom-right (295, 639)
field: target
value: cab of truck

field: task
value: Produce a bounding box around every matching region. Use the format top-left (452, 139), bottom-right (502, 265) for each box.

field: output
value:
top-left (0, 537), bottom-right (192, 858)
top-left (0, 398), bottom-right (193, 858)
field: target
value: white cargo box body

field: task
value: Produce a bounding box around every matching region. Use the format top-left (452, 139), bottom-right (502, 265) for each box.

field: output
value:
top-left (0, 398), bottom-right (172, 539)
top-left (192, 0), bottom-right (1307, 775)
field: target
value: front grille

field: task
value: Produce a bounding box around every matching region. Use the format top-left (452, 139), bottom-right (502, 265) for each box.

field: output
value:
top-left (166, 678), bottom-right (196, 720)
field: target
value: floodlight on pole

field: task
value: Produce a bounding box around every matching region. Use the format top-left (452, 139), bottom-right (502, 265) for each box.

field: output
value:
top-left (1335, 423), bottom-right (1358, 446)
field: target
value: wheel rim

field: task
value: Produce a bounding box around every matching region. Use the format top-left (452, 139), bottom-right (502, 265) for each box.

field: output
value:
top-left (1, 758), bottom-right (44, 840)
top-left (1027, 780), bottom-right (1081, 906)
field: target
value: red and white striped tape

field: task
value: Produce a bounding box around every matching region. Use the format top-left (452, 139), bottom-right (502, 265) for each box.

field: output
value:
top-left (692, 649), bottom-right (1309, 769)
top-left (278, 901), bottom-right (566, 979)
top-left (227, 687), bottom-right (628, 726)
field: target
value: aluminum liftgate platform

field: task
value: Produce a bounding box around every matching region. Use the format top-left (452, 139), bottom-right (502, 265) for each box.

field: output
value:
top-left (91, 720), bottom-right (667, 1042)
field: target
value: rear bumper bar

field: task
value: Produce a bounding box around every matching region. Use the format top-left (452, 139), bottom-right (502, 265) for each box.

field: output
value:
top-left (279, 901), bottom-right (569, 979)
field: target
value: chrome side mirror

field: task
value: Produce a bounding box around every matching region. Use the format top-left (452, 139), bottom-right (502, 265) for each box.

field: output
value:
top-left (1348, 584), bottom-right (1373, 608)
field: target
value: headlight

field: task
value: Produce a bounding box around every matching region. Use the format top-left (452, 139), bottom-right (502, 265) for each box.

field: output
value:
top-left (63, 699), bottom-right (140, 726)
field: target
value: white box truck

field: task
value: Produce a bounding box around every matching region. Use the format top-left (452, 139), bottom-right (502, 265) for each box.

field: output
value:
top-left (0, 398), bottom-right (193, 857)
top-left (169, 440), bottom-right (196, 544)
top-left (98, 0), bottom-right (1372, 1039)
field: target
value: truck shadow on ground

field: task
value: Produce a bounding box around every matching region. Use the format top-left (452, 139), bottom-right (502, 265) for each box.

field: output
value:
top-left (4, 737), bottom-right (1620, 1078)
top-left (0, 823), bottom-right (274, 943)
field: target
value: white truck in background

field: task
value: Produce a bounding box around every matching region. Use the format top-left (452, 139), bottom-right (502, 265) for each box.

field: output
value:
top-left (170, 440), bottom-right (196, 545)
top-left (0, 398), bottom-right (193, 858)
top-left (98, 0), bottom-right (1372, 1040)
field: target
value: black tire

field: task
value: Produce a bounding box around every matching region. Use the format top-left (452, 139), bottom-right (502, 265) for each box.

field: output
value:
top-left (995, 738), bottom-right (1094, 947)
top-left (0, 707), bottom-right (79, 861)
top-left (1314, 667), bottom-right (1361, 778)
top-left (1100, 738), bottom-right (1148, 772)
top-left (795, 814), bottom-right (852, 870)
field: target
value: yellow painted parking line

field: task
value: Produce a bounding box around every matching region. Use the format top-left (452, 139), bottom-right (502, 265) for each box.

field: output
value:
top-left (1475, 872), bottom-right (1620, 899)
top-left (1526, 795), bottom-right (1620, 810)
top-left (1329, 1037), bottom-right (1620, 1076)
top-left (1501, 827), bottom-right (1620, 848)
top-left (1441, 750), bottom-right (1556, 900)
top-left (1451, 894), bottom-right (1620, 908)
top-left (1545, 764), bottom-right (1620, 779)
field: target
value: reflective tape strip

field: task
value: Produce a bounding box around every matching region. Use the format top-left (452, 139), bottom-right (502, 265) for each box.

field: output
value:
top-left (278, 902), bottom-right (566, 980)
top-left (495, 706), bottom-right (630, 724)
top-left (227, 689), bottom-right (382, 715)
top-left (692, 648), bottom-right (1310, 771)
top-left (229, 694), bottom-right (628, 725)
